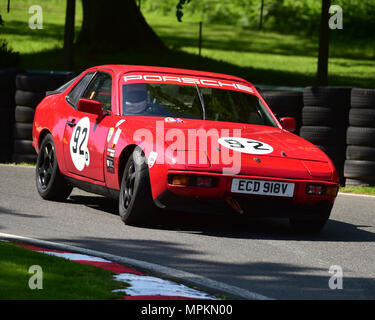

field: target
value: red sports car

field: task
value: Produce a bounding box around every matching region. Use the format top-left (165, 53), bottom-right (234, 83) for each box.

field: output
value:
top-left (32, 65), bottom-right (339, 232)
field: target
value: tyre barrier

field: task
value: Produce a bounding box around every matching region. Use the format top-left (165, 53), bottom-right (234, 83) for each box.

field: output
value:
top-left (12, 71), bottom-right (76, 163)
top-left (261, 90), bottom-right (303, 134)
top-left (300, 86), bottom-right (352, 185)
top-left (344, 88), bottom-right (375, 186)
top-left (0, 68), bottom-right (19, 162)
top-left (1, 71), bottom-right (374, 185)
top-left (303, 86), bottom-right (352, 108)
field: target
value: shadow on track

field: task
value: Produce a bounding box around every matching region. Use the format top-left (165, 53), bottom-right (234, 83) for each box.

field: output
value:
top-left (65, 195), bottom-right (375, 243)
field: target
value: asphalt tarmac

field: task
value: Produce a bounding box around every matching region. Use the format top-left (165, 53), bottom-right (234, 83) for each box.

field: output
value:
top-left (1, 164), bottom-right (374, 299)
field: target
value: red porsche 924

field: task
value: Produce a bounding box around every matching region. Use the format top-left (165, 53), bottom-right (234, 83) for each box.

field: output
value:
top-left (32, 65), bottom-right (339, 232)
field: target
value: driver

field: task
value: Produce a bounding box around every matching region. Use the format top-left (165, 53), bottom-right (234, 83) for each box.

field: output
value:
top-left (124, 83), bottom-right (149, 114)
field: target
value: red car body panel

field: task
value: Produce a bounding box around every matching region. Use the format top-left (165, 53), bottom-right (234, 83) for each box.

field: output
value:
top-left (32, 65), bottom-right (339, 216)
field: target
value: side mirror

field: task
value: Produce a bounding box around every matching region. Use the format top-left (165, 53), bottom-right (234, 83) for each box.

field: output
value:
top-left (77, 99), bottom-right (103, 120)
top-left (280, 117), bottom-right (296, 132)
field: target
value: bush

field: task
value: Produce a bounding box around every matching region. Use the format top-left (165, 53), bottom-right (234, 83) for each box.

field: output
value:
top-left (264, 0), bottom-right (375, 38)
top-left (142, 0), bottom-right (375, 39)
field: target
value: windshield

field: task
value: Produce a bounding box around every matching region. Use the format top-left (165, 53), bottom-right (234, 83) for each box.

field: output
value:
top-left (122, 83), bottom-right (277, 127)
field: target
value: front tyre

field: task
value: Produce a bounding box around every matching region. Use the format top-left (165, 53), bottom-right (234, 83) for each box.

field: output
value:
top-left (119, 147), bottom-right (158, 226)
top-left (289, 218), bottom-right (328, 233)
top-left (36, 133), bottom-right (72, 201)
top-left (289, 204), bottom-right (332, 233)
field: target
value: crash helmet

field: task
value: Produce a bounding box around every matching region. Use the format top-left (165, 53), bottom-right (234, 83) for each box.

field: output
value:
top-left (125, 83), bottom-right (148, 114)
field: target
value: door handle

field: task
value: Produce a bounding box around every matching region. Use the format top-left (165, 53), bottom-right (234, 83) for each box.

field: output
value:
top-left (67, 120), bottom-right (76, 127)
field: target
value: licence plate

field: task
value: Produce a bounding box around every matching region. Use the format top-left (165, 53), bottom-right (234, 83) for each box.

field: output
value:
top-left (231, 178), bottom-right (295, 197)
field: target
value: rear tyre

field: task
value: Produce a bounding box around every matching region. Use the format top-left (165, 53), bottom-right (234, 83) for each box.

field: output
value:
top-left (36, 133), bottom-right (72, 201)
top-left (119, 147), bottom-right (158, 226)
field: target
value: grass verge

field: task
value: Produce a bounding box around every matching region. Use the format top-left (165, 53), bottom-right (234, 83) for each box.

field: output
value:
top-left (0, 241), bottom-right (127, 299)
top-left (340, 186), bottom-right (375, 196)
top-left (1, 162), bottom-right (35, 167)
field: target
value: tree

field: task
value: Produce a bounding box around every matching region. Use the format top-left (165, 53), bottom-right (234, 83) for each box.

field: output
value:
top-left (317, 0), bottom-right (331, 85)
top-left (259, 0), bottom-right (264, 30)
top-left (0, 10), bottom-right (19, 67)
top-left (176, 0), bottom-right (191, 22)
top-left (77, 0), bottom-right (166, 52)
top-left (63, 0), bottom-right (75, 70)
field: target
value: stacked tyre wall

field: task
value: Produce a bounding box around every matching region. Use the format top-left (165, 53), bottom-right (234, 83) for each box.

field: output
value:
top-left (0, 68), bottom-right (19, 162)
top-left (261, 90), bottom-right (303, 135)
top-left (1, 70), bottom-right (374, 186)
top-left (12, 72), bottom-right (75, 163)
top-left (344, 88), bottom-right (375, 186)
top-left (299, 87), bottom-right (352, 185)
top-left (261, 86), bottom-right (375, 186)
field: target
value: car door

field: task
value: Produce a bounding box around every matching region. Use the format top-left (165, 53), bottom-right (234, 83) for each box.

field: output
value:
top-left (63, 71), bottom-right (113, 182)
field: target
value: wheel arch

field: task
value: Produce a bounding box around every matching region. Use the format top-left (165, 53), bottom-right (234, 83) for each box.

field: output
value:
top-left (37, 129), bottom-right (52, 153)
top-left (117, 144), bottom-right (138, 187)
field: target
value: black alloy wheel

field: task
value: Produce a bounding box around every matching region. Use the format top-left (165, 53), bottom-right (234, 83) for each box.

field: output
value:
top-left (36, 133), bottom-right (72, 200)
top-left (122, 161), bottom-right (136, 210)
top-left (119, 146), bottom-right (158, 226)
top-left (37, 142), bottom-right (55, 191)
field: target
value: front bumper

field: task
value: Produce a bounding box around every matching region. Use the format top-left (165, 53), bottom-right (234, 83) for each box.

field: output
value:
top-left (154, 170), bottom-right (338, 218)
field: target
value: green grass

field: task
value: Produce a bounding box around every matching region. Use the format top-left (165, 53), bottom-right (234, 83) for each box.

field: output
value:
top-left (144, 14), bottom-right (375, 87)
top-left (1, 0), bottom-right (374, 87)
top-left (2, 162), bottom-right (35, 167)
top-left (0, 241), bottom-right (127, 299)
top-left (340, 186), bottom-right (375, 196)
top-left (1, 0), bottom-right (83, 54)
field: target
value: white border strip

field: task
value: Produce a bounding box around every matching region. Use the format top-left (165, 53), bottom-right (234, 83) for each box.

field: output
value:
top-left (0, 232), bottom-right (273, 300)
top-left (338, 192), bottom-right (375, 199)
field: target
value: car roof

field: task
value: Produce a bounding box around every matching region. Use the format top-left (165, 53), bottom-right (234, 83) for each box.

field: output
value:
top-left (87, 64), bottom-right (251, 85)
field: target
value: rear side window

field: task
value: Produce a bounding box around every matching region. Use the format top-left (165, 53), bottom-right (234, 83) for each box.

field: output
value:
top-left (55, 75), bottom-right (79, 93)
top-left (66, 72), bottom-right (95, 108)
top-left (81, 72), bottom-right (112, 113)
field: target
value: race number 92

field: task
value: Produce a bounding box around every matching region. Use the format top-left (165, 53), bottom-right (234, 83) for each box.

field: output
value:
top-left (70, 117), bottom-right (90, 171)
top-left (218, 137), bottom-right (273, 155)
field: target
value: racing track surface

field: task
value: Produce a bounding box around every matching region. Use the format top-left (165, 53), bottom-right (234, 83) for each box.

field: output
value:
top-left (1, 164), bottom-right (374, 300)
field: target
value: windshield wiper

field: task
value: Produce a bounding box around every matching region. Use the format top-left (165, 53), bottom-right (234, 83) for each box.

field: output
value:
top-left (194, 82), bottom-right (206, 120)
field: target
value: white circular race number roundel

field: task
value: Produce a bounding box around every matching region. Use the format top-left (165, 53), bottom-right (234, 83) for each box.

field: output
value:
top-left (218, 137), bottom-right (273, 155)
top-left (70, 117), bottom-right (90, 171)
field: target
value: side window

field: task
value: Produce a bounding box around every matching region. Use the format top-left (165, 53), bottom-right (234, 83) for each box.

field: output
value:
top-left (66, 72), bottom-right (95, 108)
top-left (81, 72), bottom-right (112, 113)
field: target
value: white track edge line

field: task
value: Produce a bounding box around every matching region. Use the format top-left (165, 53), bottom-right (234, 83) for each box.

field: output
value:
top-left (338, 192), bottom-right (375, 199)
top-left (0, 232), bottom-right (274, 300)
